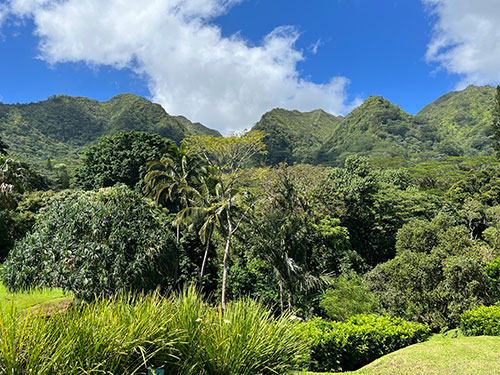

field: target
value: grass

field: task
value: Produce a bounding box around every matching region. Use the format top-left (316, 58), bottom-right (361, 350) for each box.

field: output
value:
top-left (297, 331), bottom-right (500, 375)
top-left (0, 286), bottom-right (307, 374)
top-left (0, 282), bottom-right (71, 311)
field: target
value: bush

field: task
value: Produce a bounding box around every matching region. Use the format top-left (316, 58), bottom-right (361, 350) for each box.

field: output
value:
top-left (460, 305), bottom-right (500, 336)
top-left (299, 314), bottom-right (431, 372)
top-left (1, 185), bottom-right (180, 300)
top-left (320, 273), bottom-right (381, 321)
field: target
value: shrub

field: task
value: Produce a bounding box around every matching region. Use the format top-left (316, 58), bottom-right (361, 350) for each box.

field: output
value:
top-left (460, 305), bottom-right (500, 336)
top-left (299, 314), bottom-right (431, 372)
top-left (1, 185), bottom-right (180, 301)
top-left (320, 273), bottom-right (381, 321)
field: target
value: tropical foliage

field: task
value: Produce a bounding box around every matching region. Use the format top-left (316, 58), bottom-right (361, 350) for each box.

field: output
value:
top-left (74, 131), bottom-right (172, 190)
top-left (1, 84), bottom-right (500, 373)
top-left (1, 185), bottom-right (180, 300)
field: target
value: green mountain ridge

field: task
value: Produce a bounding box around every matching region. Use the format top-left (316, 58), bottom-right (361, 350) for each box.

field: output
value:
top-left (416, 85), bottom-right (495, 155)
top-left (0, 85), bottom-right (496, 166)
top-left (316, 96), bottom-right (442, 165)
top-left (254, 85), bottom-right (497, 166)
top-left (253, 108), bottom-right (343, 164)
top-left (0, 93), bottom-right (220, 161)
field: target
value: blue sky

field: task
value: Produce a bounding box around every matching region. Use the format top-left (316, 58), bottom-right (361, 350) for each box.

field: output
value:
top-left (0, 0), bottom-right (499, 133)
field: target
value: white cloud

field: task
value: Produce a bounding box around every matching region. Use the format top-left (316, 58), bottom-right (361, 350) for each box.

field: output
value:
top-left (0, 3), bottom-right (9, 28)
top-left (424, 0), bottom-right (500, 87)
top-left (6, 0), bottom-right (354, 134)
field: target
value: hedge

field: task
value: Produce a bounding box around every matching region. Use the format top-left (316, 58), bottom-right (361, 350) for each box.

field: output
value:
top-left (299, 314), bottom-right (431, 372)
top-left (460, 305), bottom-right (500, 336)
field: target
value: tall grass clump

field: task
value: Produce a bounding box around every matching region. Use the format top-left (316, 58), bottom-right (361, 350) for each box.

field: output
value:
top-left (167, 287), bottom-right (309, 375)
top-left (0, 293), bottom-right (181, 374)
top-left (0, 287), bottom-right (308, 374)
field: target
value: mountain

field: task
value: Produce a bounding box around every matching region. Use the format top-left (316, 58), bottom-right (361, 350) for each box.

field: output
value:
top-left (416, 85), bottom-right (495, 155)
top-left (0, 85), bottom-right (496, 166)
top-left (316, 96), bottom-right (442, 165)
top-left (0, 94), bottom-right (220, 161)
top-left (252, 108), bottom-right (343, 164)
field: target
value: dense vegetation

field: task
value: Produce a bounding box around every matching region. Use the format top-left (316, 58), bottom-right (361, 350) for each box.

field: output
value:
top-left (255, 85), bottom-right (498, 166)
top-left (1, 84), bottom-right (500, 373)
top-left (2, 185), bottom-right (179, 301)
top-left (416, 85), bottom-right (496, 156)
top-left (253, 108), bottom-right (342, 165)
top-left (73, 131), bottom-right (172, 190)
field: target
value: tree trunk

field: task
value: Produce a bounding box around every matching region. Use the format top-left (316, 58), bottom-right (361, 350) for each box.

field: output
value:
top-left (221, 229), bottom-right (232, 311)
top-left (279, 280), bottom-right (284, 314)
top-left (199, 230), bottom-right (212, 284)
top-left (176, 223), bottom-right (180, 244)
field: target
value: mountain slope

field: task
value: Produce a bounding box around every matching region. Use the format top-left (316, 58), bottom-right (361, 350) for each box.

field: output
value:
top-left (316, 96), bottom-right (442, 165)
top-left (416, 85), bottom-right (495, 155)
top-left (252, 108), bottom-right (343, 164)
top-left (0, 94), bottom-right (220, 160)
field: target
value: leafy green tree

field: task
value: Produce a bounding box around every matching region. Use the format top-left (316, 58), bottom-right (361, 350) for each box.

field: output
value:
top-left (366, 215), bottom-right (494, 330)
top-left (74, 131), bottom-right (172, 190)
top-left (492, 85), bottom-right (500, 157)
top-left (237, 165), bottom-right (351, 314)
top-left (320, 273), bottom-right (381, 321)
top-left (1, 185), bottom-right (180, 301)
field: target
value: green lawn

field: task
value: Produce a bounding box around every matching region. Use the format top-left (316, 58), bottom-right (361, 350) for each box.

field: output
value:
top-left (297, 332), bottom-right (500, 375)
top-left (0, 282), bottom-right (71, 311)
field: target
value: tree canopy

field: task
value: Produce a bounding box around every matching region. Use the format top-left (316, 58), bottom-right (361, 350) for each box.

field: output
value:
top-left (74, 131), bottom-right (172, 190)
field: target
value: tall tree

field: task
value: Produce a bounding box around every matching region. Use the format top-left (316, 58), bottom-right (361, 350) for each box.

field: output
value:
top-left (186, 130), bottom-right (266, 310)
top-left (492, 85), bottom-right (500, 158)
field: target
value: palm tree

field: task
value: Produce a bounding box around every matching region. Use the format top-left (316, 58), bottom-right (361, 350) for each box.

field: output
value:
top-left (173, 165), bottom-right (223, 283)
top-left (144, 142), bottom-right (204, 243)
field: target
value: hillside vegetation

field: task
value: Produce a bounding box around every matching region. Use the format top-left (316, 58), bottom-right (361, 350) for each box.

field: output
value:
top-left (0, 94), bottom-right (220, 161)
top-left (417, 85), bottom-right (495, 156)
top-left (317, 96), bottom-right (441, 165)
top-left (0, 86), bottom-right (496, 166)
top-left (254, 85), bottom-right (497, 166)
top-left (253, 108), bottom-right (342, 164)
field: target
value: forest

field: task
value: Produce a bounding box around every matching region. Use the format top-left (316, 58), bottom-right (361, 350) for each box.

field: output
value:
top-left (0, 85), bottom-right (499, 374)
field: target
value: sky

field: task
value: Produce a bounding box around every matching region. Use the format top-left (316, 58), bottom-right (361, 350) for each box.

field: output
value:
top-left (1, 0), bottom-right (500, 134)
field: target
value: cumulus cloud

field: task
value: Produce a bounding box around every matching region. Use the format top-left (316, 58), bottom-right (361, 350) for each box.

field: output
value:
top-left (424, 0), bottom-right (500, 87)
top-left (6, 0), bottom-right (354, 133)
